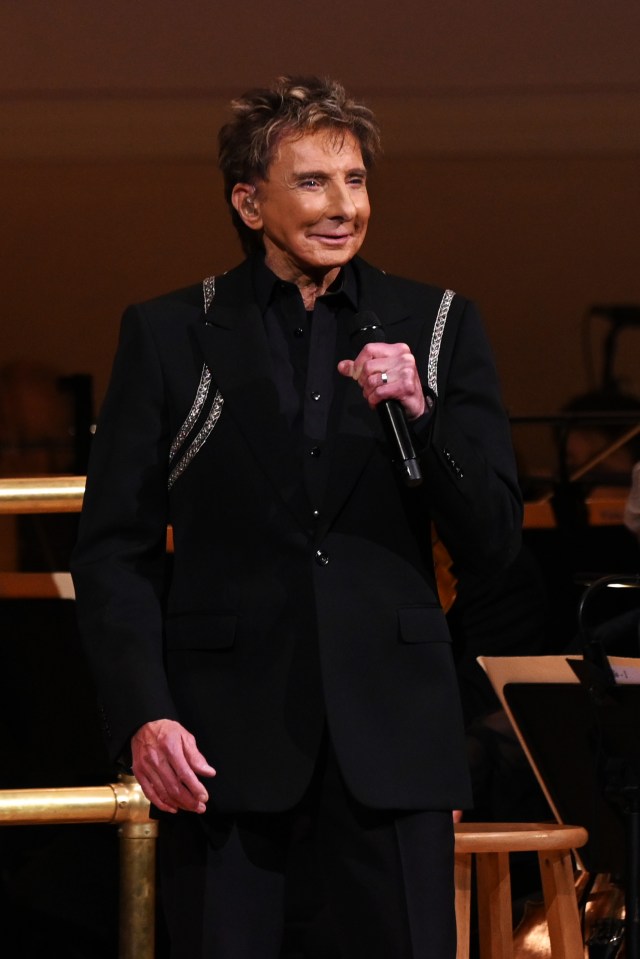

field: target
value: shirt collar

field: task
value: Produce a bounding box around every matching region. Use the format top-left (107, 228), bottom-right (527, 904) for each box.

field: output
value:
top-left (251, 252), bottom-right (358, 313)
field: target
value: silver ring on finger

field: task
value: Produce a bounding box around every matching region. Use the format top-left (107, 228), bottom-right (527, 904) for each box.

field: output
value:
top-left (380, 371), bottom-right (388, 385)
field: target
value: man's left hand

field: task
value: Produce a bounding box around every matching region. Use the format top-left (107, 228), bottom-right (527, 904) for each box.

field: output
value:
top-left (338, 342), bottom-right (426, 421)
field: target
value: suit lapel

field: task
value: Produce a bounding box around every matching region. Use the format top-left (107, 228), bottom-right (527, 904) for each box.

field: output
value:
top-left (190, 262), bottom-right (309, 528)
top-left (190, 257), bottom-right (421, 538)
top-left (317, 259), bottom-right (416, 536)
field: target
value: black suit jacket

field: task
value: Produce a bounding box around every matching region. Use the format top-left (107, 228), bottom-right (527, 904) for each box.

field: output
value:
top-left (71, 256), bottom-right (522, 815)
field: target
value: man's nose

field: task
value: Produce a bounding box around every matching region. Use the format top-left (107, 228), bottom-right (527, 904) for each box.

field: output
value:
top-left (326, 181), bottom-right (356, 219)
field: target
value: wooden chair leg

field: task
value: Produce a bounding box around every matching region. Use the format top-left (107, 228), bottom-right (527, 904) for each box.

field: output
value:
top-left (455, 852), bottom-right (472, 959)
top-left (538, 848), bottom-right (583, 959)
top-left (476, 851), bottom-right (513, 959)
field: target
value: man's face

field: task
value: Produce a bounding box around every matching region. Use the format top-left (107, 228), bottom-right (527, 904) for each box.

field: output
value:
top-left (236, 128), bottom-right (370, 284)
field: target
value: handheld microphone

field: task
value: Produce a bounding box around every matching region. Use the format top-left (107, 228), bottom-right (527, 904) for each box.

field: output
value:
top-left (349, 311), bottom-right (423, 487)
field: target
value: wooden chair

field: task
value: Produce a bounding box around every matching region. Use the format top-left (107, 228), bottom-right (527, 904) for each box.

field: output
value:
top-left (454, 822), bottom-right (588, 959)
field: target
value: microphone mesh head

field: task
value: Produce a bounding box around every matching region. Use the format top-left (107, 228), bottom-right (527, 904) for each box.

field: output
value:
top-left (348, 310), bottom-right (386, 347)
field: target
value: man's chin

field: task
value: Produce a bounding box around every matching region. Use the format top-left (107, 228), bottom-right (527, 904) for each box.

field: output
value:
top-left (303, 242), bottom-right (364, 271)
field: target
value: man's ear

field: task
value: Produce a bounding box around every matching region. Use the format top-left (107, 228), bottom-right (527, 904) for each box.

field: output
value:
top-left (231, 184), bottom-right (263, 231)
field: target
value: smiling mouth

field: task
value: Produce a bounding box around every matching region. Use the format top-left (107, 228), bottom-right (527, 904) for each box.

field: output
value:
top-left (312, 233), bottom-right (352, 243)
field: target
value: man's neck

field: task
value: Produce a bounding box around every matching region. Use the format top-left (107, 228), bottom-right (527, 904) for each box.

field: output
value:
top-left (263, 252), bottom-right (341, 310)
top-left (294, 270), bottom-right (341, 310)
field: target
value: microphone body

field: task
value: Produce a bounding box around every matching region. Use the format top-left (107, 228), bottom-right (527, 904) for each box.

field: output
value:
top-left (349, 311), bottom-right (423, 487)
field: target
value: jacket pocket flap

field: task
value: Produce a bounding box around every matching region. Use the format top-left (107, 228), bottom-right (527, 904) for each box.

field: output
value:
top-left (398, 605), bottom-right (450, 644)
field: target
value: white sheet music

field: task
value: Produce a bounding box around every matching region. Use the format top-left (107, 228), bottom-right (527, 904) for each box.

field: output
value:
top-left (610, 657), bottom-right (640, 684)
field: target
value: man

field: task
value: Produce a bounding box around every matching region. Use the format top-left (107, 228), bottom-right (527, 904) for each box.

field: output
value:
top-left (71, 76), bottom-right (522, 958)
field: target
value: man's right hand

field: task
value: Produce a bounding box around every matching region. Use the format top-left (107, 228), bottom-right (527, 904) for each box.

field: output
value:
top-left (131, 718), bottom-right (216, 814)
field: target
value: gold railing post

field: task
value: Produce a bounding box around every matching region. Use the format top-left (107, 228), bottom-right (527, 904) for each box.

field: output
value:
top-left (118, 819), bottom-right (158, 959)
top-left (0, 475), bottom-right (160, 955)
top-left (0, 776), bottom-right (159, 956)
top-left (113, 775), bottom-right (158, 959)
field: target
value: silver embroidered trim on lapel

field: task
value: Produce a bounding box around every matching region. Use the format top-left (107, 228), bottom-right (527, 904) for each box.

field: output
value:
top-left (169, 364), bottom-right (212, 463)
top-left (203, 275), bottom-right (216, 313)
top-left (167, 275), bottom-right (224, 489)
top-left (168, 390), bottom-right (224, 489)
top-left (427, 289), bottom-right (455, 396)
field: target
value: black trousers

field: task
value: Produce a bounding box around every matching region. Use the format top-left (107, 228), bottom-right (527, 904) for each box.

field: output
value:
top-left (158, 737), bottom-right (456, 958)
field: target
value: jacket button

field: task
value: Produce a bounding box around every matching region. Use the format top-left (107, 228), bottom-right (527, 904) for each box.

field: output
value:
top-left (315, 549), bottom-right (329, 566)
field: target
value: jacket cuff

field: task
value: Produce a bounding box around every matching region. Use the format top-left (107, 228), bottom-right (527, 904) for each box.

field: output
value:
top-left (409, 389), bottom-right (436, 450)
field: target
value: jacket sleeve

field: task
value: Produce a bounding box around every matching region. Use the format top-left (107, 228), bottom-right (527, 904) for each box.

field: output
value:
top-left (416, 295), bottom-right (522, 575)
top-left (70, 304), bottom-right (180, 762)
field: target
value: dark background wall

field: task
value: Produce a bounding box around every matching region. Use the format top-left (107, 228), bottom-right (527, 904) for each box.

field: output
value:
top-left (2, 0), bottom-right (640, 434)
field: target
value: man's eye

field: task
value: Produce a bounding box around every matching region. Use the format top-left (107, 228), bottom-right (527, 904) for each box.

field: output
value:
top-left (348, 176), bottom-right (366, 187)
top-left (300, 178), bottom-right (320, 188)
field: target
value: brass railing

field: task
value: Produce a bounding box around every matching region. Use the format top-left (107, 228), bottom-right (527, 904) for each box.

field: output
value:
top-left (0, 775), bottom-right (158, 959)
top-left (0, 477), bottom-right (156, 957)
top-left (0, 474), bottom-right (86, 513)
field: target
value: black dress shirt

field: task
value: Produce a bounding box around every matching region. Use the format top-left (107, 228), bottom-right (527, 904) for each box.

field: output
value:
top-left (252, 254), bottom-right (359, 518)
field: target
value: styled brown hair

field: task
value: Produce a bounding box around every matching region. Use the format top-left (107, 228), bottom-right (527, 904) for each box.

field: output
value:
top-left (218, 75), bottom-right (381, 254)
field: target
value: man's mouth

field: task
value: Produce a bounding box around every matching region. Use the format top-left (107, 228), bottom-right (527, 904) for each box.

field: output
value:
top-left (312, 233), bottom-right (352, 243)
